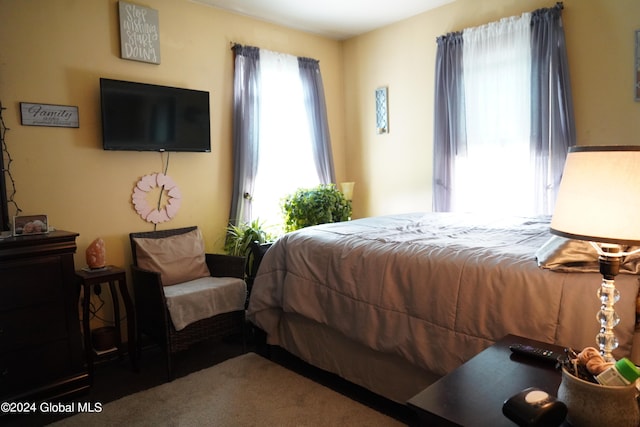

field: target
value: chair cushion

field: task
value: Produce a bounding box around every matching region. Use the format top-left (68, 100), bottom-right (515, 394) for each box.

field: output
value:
top-left (133, 228), bottom-right (211, 286)
top-left (163, 276), bottom-right (247, 331)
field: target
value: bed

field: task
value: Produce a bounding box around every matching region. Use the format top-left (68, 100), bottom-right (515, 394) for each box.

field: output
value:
top-left (246, 212), bottom-right (640, 403)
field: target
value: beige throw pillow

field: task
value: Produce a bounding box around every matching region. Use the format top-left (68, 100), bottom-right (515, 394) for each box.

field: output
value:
top-left (134, 228), bottom-right (211, 286)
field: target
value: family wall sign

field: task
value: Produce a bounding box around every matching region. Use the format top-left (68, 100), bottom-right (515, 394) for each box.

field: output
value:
top-left (20, 102), bottom-right (79, 128)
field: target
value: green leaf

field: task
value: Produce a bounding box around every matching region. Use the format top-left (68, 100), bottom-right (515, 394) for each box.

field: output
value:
top-left (281, 184), bottom-right (352, 232)
top-left (223, 218), bottom-right (275, 257)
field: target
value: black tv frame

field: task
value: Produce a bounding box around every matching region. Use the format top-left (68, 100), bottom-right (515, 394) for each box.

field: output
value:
top-left (100, 78), bottom-right (211, 153)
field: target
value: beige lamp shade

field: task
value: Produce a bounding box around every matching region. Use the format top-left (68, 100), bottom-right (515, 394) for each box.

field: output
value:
top-left (340, 182), bottom-right (355, 201)
top-left (550, 146), bottom-right (640, 245)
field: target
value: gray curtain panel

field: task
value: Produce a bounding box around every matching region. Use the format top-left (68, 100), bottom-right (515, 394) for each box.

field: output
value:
top-left (230, 47), bottom-right (336, 226)
top-left (432, 4), bottom-right (575, 214)
top-left (432, 32), bottom-right (466, 212)
top-left (530, 4), bottom-right (576, 215)
top-left (229, 45), bottom-right (260, 225)
top-left (298, 57), bottom-right (336, 185)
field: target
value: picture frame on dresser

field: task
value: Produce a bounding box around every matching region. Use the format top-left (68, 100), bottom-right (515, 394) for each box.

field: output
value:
top-left (13, 214), bottom-right (48, 236)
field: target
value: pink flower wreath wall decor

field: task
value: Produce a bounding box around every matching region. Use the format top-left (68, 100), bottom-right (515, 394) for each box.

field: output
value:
top-left (131, 173), bottom-right (182, 223)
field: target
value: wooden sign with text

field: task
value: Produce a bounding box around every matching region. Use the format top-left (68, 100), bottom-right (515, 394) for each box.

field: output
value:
top-left (118, 1), bottom-right (160, 64)
top-left (20, 103), bottom-right (79, 128)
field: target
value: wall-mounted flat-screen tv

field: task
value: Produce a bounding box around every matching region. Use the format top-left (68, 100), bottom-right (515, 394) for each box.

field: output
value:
top-left (100, 78), bottom-right (211, 152)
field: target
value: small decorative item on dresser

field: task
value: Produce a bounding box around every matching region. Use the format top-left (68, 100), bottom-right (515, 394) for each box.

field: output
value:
top-left (12, 214), bottom-right (48, 236)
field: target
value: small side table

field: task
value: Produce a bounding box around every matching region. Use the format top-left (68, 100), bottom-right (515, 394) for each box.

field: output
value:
top-left (76, 265), bottom-right (138, 380)
top-left (407, 334), bottom-right (567, 426)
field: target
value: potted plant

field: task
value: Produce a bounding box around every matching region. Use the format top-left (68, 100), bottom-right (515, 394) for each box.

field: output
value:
top-left (223, 218), bottom-right (274, 257)
top-left (281, 183), bottom-right (352, 232)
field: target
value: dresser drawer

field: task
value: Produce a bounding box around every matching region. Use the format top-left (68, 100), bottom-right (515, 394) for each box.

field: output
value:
top-left (0, 304), bottom-right (68, 351)
top-left (0, 256), bottom-right (65, 310)
top-left (0, 230), bottom-right (88, 402)
top-left (0, 339), bottom-right (75, 397)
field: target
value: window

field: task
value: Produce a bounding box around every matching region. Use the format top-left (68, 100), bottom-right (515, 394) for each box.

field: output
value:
top-left (452, 15), bottom-right (533, 215)
top-left (251, 50), bottom-right (320, 231)
top-left (230, 45), bottom-right (335, 232)
top-left (433, 6), bottom-right (575, 216)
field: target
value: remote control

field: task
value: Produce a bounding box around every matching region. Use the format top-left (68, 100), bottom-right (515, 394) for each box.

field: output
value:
top-left (509, 344), bottom-right (565, 364)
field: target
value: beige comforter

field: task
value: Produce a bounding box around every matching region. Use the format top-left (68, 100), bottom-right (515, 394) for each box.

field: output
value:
top-left (248, 213), bottom-right (639, 377)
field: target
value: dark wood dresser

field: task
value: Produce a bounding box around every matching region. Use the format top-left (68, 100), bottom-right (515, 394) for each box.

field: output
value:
top-left (0, 231), bottom-right (89, 403)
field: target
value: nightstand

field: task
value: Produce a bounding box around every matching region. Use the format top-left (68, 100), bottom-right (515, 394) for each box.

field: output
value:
top-left (76, 266), bottom-right (138, 380)
top-left (407, 334), bottom-right (567, 426)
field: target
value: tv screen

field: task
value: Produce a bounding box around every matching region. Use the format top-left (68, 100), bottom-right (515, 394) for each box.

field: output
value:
top-left (100, 78), bottom-right (211, 152)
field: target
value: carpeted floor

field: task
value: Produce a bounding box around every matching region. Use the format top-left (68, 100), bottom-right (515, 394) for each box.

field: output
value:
top-left (49, 352), bottom-right (404, 426)
top-left (2, 331), bottom-right (414, 426)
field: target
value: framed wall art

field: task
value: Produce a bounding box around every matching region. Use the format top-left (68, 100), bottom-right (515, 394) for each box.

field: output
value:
top-left (375, 87), bottom-right (389, 134)
top-left (119, 1), bottom-right (160, 64)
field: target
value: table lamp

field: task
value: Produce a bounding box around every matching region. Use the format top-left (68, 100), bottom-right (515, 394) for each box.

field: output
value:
top-left (550, 145), bottom-right (640, 362)
top-left (340, 182), bottom-right (355, 201)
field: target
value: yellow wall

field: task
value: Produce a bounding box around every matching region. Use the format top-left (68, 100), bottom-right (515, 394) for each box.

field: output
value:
top-left (1, 0), bottom-right (639, 315)
top-left (344, 0), bottom-right (640, 217)
top-left (0, 0), bottom-right (345, 271)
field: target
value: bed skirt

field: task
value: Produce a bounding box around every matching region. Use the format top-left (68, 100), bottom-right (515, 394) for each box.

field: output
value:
top-left (261, 310), bottom-right (640, 404)
top-left (265, 311), bottom-right (440, 403)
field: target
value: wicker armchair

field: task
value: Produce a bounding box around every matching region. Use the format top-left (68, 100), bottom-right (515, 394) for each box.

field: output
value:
top-left (129, 226), bottom-right (246, 381)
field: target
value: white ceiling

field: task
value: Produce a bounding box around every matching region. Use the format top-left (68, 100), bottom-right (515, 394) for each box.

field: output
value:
top-left (191, 0), bottom-right (455, 40)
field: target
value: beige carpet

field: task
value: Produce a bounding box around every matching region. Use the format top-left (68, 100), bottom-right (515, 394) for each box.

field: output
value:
top-left (50, 352), bottom-right (403, 426)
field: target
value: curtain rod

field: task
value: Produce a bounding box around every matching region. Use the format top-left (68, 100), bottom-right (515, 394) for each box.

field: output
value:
top-left (435, 2), bottom-right (564, 41)
top-left (229, 43), bottom-right (320, 63)
top-left (230, 42), bottom-right (259, 50)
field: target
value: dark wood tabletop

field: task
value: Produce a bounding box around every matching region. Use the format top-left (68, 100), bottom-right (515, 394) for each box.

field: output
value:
top-left (407, 334), bottom-right (566, 426)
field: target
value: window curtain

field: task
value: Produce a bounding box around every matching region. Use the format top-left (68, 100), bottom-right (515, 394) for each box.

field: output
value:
top-left (432, 3), bottom-right (575, 215)
top-left (229, 45), bottom-right (260, 225)
top-left (530, 4), bottom-right (576, 214)
top-left (432, 32), bottom-right (465, 212)
top-left (252, 49), bottom-right (320, 230)
top-left (457, 13), bottom-right (532, 214)
top-left (298, 57), bottom-right (336, 184)
top-left (229, 45), bottom-right (335, 226)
